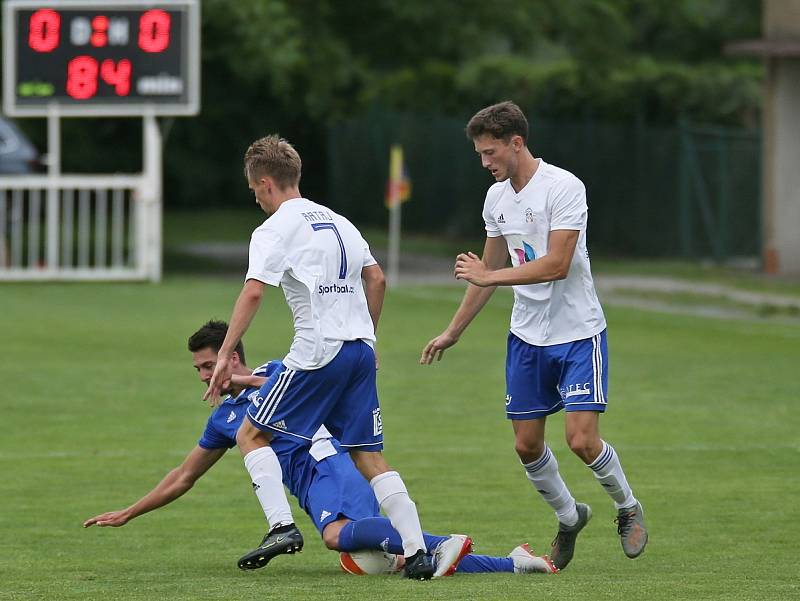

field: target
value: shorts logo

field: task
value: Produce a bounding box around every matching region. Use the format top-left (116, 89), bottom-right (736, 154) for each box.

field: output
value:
top-left (525, 208), bottom-right (534, 223)
top-left (372, 408), bottom-right (383, 436)
top-left (319, 510), bottom-right (332, 523)
top-left (562, 383), bottom-right (592, 398)
top-left (505, 394), bottom-right (512, 406)
top-left (226, 411), bottom-right (237, 423)
top-left (513, 241), bottom-right (536, 264)
top-left (271, 419), bottom-right (287, 430)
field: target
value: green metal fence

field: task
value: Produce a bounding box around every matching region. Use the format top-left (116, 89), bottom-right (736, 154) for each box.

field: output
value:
top-left (327, 111), bottom-right (761, 260)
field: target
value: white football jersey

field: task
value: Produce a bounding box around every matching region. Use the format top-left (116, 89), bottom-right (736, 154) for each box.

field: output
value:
top-left (482, 159), bottom-right (606, 346)
top-left (246, 198), bottom-right (378, 370)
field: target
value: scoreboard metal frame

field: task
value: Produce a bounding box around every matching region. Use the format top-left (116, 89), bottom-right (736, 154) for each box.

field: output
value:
top-left (2, 0), bottom-right (200, 117)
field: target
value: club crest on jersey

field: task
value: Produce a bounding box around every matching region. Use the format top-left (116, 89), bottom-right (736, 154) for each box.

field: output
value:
top-left (513, 241), bottom-right (536, 264)
top-left (525, 208), bottom-right (534, 223)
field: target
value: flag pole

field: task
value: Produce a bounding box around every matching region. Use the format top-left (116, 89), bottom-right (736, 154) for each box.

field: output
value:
top-left (386, 144), bottom-right (403, 288)
top-left (387, 193), bottom-right (401, 287)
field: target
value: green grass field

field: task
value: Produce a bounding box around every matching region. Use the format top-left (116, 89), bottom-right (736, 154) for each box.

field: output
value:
top-left (2, 278), bottom-right (798, 601)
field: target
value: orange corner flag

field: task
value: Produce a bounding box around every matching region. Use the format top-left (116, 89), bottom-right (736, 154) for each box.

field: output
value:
top-left (385, 144), bottom-right (411, 209)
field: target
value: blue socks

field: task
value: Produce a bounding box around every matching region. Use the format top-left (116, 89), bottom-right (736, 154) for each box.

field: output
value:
top-left (337, 517), bottom-right (515, 573)
top-left (455, 554), bottom-right (514, 573)
top-left (338, 517), bottom-right (447, 556)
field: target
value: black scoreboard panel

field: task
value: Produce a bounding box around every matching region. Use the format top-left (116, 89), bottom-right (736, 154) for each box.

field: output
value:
top-left (3, 1), bottom-right (199, 116)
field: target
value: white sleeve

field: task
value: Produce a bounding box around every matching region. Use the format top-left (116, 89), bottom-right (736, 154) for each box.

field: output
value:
top-left (482, 191), bottom-right (502, 238)
top-left (361, 236), bottom-right (377, 267)
top-left (550, 176), bottom-right (587, 231)
top-left (245, 228), bottom-right (287, 285)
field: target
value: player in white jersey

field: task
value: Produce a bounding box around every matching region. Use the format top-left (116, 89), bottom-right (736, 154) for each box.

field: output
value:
top-left (204, 135), bottom-right (434, 580)
top-left (421, 102), bottom-right (648, 569)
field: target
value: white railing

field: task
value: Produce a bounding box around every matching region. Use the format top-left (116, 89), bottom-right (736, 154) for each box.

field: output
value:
top-left (0, 173), bottom-right (160, 281)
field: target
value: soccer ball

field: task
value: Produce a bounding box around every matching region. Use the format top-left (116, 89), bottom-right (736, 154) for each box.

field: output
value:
top-left (339, 550), bottom-right (403, 575)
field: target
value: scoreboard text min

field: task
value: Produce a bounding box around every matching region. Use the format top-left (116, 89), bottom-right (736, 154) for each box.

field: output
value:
top-left (2, 0), bottom-right (200, 116)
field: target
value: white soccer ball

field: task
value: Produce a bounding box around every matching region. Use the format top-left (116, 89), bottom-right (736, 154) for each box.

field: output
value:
top-left (339, 550), bottom-right (403, 575)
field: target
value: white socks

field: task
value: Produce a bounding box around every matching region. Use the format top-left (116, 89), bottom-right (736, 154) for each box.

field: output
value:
top-left (243, 446), bottom-right (294, 528)
top-left (523, 446), bottom-right (578, 526)
top-left (588, 441), bottom-right (636, 509)
top-left (370, 471), bottom-right (426, 556)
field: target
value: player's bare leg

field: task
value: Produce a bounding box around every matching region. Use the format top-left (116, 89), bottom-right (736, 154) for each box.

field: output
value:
top-left (566, 410), bottom-right (648, 559)
top-left (513, 418), bottom-right (590, 570)
top-left (350, 449), bottom-right (433, 580)
top-left (235, 419), bottom-right (303, 569)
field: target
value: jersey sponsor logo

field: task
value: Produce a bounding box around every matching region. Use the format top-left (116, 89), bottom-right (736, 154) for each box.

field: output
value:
top-left (513, 241), bottom-right (536, 264)
top-left (319, 509), bottom-right (332, 523)
top-left (226, 411), bottom-right (237, 423)
top-left (561, 383), bottom-right (592, 398)
top-left (372, 408), bottom-right (383, 436)
top-left (271, 419), bottom-right (287, 430)
top-left (505, 394), bottom-right (513, 406)
top-left (318, 283), bottom-right (356, 295)
top-left (497, 213), bottom-right (505, 224)
top-left (525, 207), bottom-right (534, 223)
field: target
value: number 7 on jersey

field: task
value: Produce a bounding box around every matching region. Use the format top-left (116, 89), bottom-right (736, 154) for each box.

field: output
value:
top-left (311, 222), bottom-right (347, 279)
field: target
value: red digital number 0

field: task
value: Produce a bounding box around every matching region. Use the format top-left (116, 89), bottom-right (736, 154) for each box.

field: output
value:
top-left (91, 15), bottom-right (109, 47)
top-left (66, 56), bottom-right (99, 100)
top-left (29, 9), bottom-right (61, 53)
top-left (101, 59), bottom-right (132, 96)
top-left (138, 9), bottom-right (171, 53)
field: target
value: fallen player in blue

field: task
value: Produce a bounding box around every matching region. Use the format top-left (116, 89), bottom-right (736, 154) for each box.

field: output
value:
top-left (83, 321), bottom-right (557, 577)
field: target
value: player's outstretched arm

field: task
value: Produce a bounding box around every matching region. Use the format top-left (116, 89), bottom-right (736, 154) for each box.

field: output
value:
top-left (420, 236), bottom-right (507, 365)
top-left (230, 374), bottom-right (267, 388)
top-left (204, 279), bottom-right (265, 406)
top-left (83, 446), bottom-right (225, 528)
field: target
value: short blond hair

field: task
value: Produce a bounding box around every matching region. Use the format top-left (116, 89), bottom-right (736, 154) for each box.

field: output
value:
top-left (244, 134), bottom-right (302, 190)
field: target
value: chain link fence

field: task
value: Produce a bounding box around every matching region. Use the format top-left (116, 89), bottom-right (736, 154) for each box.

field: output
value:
top-left (328, 111), bottom-right (760, 260)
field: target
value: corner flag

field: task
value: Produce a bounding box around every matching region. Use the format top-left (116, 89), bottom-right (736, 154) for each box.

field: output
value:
top-left (385, 145), bottom-right (411, 208)
top-left (385, 144), bottom-right (409, 287)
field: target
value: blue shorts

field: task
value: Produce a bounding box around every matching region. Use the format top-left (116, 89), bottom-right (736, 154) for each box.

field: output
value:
top-left (247, 340), bottom-right (384, 449)
top-left (505, 329), bottom-right (608, 419)
top-left (304, 452), bottom-right (381, 534)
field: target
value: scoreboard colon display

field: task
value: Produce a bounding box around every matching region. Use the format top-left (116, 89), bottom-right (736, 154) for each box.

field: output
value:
top-left (2, 0), bottom-right (200, 116)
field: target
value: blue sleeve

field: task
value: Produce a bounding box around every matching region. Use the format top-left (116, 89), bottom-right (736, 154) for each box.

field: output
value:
top-left (253, 360), bottom-right (282, 378)
top-left (198, 412), bottom-right (236, 450)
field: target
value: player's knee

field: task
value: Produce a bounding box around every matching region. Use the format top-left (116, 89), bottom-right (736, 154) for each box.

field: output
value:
top-left (566, 431), bottom-right (600, 463)
top-left (322, 529), bottom-right (340, 550)
top-left (235, 420), bottom-right (271, 453)
top-left (322, 521), bottom-right (346, 550)
top-left (514, 438), bottom-right (545, 463)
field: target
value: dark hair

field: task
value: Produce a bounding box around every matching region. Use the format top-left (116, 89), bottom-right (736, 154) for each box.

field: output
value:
top-left (465, 101), bottom-right (529, 143)
top-left (187, 320), bottom-right (246, 365)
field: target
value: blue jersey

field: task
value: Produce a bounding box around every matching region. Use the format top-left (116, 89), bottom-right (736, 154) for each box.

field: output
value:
top-left (198, 360), bottom-right (347, 508)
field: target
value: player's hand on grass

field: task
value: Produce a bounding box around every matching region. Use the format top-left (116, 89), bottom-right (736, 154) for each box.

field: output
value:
top-left (83, 510), bottom-right (130, 528)
top-left (454, 252), bottom-right (493, 287)
top-left (203, 354), bottom-right (232, 407)
top-left (420, 331), bottom-right (459, 364)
